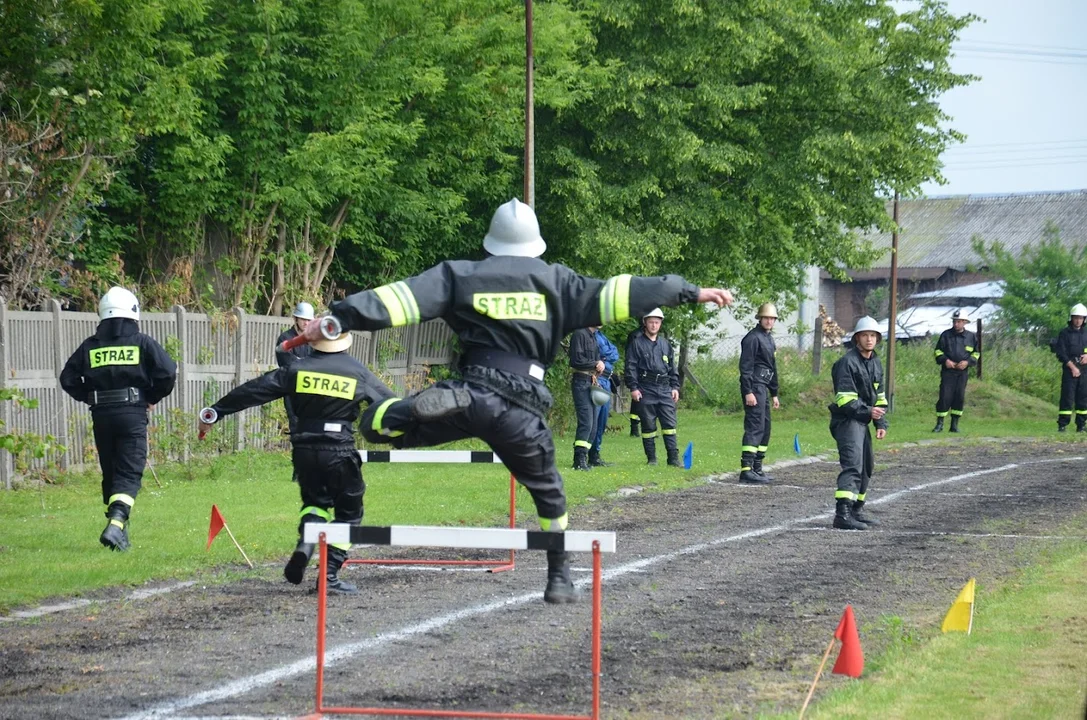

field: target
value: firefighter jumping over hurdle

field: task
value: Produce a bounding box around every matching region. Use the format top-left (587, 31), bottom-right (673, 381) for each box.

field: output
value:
top-left (296, 198), bottom-right (734, 604)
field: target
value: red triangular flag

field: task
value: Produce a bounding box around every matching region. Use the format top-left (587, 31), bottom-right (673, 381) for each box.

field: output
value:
top-left (206, 505), bottom-right (226, 550)
top-left (831, 605), bottom-right (864, 678)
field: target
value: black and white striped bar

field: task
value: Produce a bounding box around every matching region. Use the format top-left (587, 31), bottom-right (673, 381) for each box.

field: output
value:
top-left (303, 523), bottom-right (616, 553)
top-left (358, 450), bottom-right (503, 464)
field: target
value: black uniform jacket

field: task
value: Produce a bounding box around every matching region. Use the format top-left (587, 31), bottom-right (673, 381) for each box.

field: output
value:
top-left (1054, 323), bottom-right (1087, 366)
top-left (739, 325), bottom-right (779, 395)
top-left (211, 351), bottom-right (393, 446)
top-left (329, 256), bottom-right (699, 363)
top-left (276, 327), bottom-right (315, 368)
top-left (830, 348), bottom-right (888, 430)
top-left (625, 332), bottom-right (680, 394)
top-left (60, 319), bottom-right (177, 412)
top-left (934, 328), bottom-right (978, 369)
top-left (568, 328), bottom-right (600, 372)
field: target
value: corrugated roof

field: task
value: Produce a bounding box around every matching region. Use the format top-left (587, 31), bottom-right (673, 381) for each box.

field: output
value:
top-left (856, 190), bottom-right (1087, 270)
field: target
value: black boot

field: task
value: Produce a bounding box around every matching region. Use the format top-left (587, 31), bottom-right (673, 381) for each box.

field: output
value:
top-left (851, 501), bottom-right (880, 526)
top-left (629, 417), bottom-right (640, 437)
top-left (99, 502), bottom-right (131, 552)
top-left (1058, 423), bottom-right (1068, 433)
top-left (284, 540), bottom-right (315, 584)
top-left (666, 448), bottom-right (683, 468)
top-left (587, 449), bottom-right (611, 467)
top-left (544, 550), bottom-right (579, 604)
top-left (753, 453), bottom-right (775, 482)
top-left (932, 416), bottom-right (944, 433)
top-left (739, 451), bottom-right (768, 484)
top-left (324, 547), bottom-right (358, 595)
top-left (949, 415), bottom-right (960, 433)
top-left (411, 386), bottom-right (472, 421)
top-left (833, 498), bottom-right (868, 530)
top-left (572, 447), bottom-right (592, 471)
top-left (642, 438), bottom-right (657, 466)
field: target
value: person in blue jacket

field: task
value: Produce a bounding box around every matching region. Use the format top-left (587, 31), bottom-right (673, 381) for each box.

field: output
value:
top-left (588, 327), bottom-right (619, 467)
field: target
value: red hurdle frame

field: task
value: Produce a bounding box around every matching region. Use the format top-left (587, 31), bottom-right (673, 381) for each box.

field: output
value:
top-left (346, 474), bottom-right (518, 574)
top-left (308, 532), bottom-right (605, 720)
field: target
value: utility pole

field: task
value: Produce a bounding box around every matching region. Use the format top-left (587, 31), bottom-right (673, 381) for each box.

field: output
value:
top-left (886, 191), bottom-right (900, 412)
top-left (524, 0), bottom-right (534, 208)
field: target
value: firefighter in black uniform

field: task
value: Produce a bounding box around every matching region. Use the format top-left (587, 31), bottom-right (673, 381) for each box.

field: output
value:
top-left (625, 327), bottom-right (642, 437)
top-left (60, 287), bottom-right (177, 551)
top-left (569, 327), bottom-right (604, 470)
top-left (275, 301), bottom-right (316, 434)
top-left (932, 309), bottom-right (979, 433)
top-left (1052, 303), bottom-right (1087, 432)
top-left (738, 303), bottom-right (781, 484)
top-left (625, 307), bottom-right (683, 468)
top-left (829, 316), bottom-right (888, 531)
top-left (199, 328), bottom-right (393, 594)
top-left (299, 199), bottom-right (734, 604)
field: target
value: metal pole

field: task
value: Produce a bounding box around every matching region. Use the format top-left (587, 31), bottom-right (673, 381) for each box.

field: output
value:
top-left (976, 318), bottom-right (983, 380)
top-left (524, 0), bottom-right (535, 208)
top-left (886, 191), bottom-right (900, 412)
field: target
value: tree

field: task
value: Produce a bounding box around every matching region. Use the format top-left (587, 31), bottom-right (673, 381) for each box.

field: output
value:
top-left (973, 222), bottom-right (1087, 341)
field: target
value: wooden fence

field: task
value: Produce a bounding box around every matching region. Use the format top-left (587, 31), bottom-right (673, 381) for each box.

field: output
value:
top-left (0, 299), bottom-right (456, 488)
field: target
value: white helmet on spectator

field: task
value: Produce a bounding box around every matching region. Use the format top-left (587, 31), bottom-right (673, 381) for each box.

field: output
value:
top-left (483, 199), bottom-right (546, 258)
top-left (851, 315), bottom-right (882, 342)
top-left (643, 307), bottom-right (665, 321)
top-left (1071, 303), bottom-right (1087, 318)
top-left (292, 302), bottom-right (315, 320)
top-left (952, 309), bottom-right (970, 322)
top-left (98, 287), bottom-right (140, 321)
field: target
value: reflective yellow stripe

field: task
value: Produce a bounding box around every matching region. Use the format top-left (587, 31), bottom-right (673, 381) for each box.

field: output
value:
top-left (574, 440), bottom-right (592, 449)
top-left (600, 274), bottom-right (633, 324)
top-left (1059, 410), bottom-right (1073, 415)
top-left (661, 428), bottom-right (677, 435)
top-left (301, 506), bottom-right (332, 521)
top-left (876, 393), bottom-right (888, 407)
top-left (757, 445), bottom-right (768, 452)
top-left (835, 490), bottom-right (856, 500)
top-left (856, 493), bottom-right (866, 502)
top-left (835, 392), bottom-right (858, 407)
top-left (936, 411), bottom-right (949, 417)
top-left (950, 410), bottom-right (964, 416)
top-left (390, 281), bottom-right (420, 324)
top-left (371, 397), bottom-right (401, 436)
top-left (641, 430), bottom-right (658, 439)
top-left (330, 542), bottom-right (352, 551)
top-left (964, 346), bottom-right (974, 352)
top-left (740, 466), bottom-right (752, 471)
top-left (741, 445), bottom-right (758, 453)
top-left (934, 348), bottom-right (945, 357)
top-left (539, 513), bottom-right (569, 532)
top-left (108, 493), bottom-right (135, 507)
top-left (374, 285), bottom-right (409, 326)
top-left (629, 414), bottom-right (639, 421)
top-left (1076, 410), bottom-right (1087, 416)
top-left (971, 352), bottom-right (980, 359)
top-left (109, 518), bottom-right (125, 529)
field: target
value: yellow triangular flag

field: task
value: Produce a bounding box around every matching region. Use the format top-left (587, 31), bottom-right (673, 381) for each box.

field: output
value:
top-left (941, 578), bottom-right (976, 634)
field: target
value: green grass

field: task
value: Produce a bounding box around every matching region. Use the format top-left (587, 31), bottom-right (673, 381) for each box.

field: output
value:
top-left (767, 524), bottom-right (1087, 720)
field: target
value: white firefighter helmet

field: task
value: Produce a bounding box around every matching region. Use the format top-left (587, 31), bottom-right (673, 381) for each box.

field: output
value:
top-left (643, 307), bottom-right (665, 321)
top-left (482, 199), bottom-right (546, 258)
top-left (1071, 303), bottom-right (1087, 318)
top-left (590, 385), bottom-right (611, 407)
top-left (292, 302), bottom-right (315, 320)
top-left (311, 328), bottom-right (353, 353)
top-left (851, 315), bottom-right (882, 342)
top-left (98, 287), bottom-right (140, 321)
top-left (952, 309), bottom-right (970, 322)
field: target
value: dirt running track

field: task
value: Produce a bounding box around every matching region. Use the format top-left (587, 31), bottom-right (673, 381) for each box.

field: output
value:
top-left (2, 440), bottom-right (1087, 719)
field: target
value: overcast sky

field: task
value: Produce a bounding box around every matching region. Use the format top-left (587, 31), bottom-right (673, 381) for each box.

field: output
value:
top-left (919, 0), bottom-right (1087, 198)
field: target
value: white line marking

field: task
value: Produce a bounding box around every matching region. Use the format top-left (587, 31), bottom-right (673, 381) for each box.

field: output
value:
top-left (1, 582), bottom-right (197, 622)
top-left (792, 528), bottom-right (1086, 540)
top-left (109, 454), bottom-right (1087, 719)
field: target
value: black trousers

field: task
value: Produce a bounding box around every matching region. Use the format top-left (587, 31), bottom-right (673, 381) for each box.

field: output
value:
top-left (935, 369), bottom-right (969, 416)
top-left (1058, 365), bottom-right (1087, 427)
top-left (360, 380), bottom-right (566, 521)
top-left (831, 416), bottom-right (874, 501)
top-left (741, 384), bottom-right (771, 456)
top-left (637, 385), bottom-right (678, 453)
top-left (571, 374), bottom-right (597, 451)
top-left (92, 407), bottom-right (148, 507)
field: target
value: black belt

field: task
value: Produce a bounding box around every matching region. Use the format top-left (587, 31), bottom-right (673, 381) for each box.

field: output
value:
top-left (89, 387), bottom-right (141, 406)
top-left (462, 349), bottom-right (546, 382)
top-left (639, 372), bottom-right (670, 384)
top-left (294, 419), bottom-right (355, 435)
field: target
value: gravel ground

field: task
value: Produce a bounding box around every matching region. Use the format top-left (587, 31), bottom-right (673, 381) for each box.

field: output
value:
top-left (1, 439), bottom-right (1086, 720)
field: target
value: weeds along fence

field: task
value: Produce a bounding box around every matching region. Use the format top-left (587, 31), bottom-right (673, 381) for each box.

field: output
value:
top-left (0, 299), bottom-right (455, 488)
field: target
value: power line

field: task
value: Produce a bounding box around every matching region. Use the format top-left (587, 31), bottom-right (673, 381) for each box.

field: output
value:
top-left (960, 40), bottom-right (1087, 55)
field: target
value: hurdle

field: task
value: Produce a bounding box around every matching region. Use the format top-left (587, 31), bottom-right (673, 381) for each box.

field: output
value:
top-left (354, 450), bottom-right (518, 573)
top-left (304, 523), bottom-right (617, 720)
